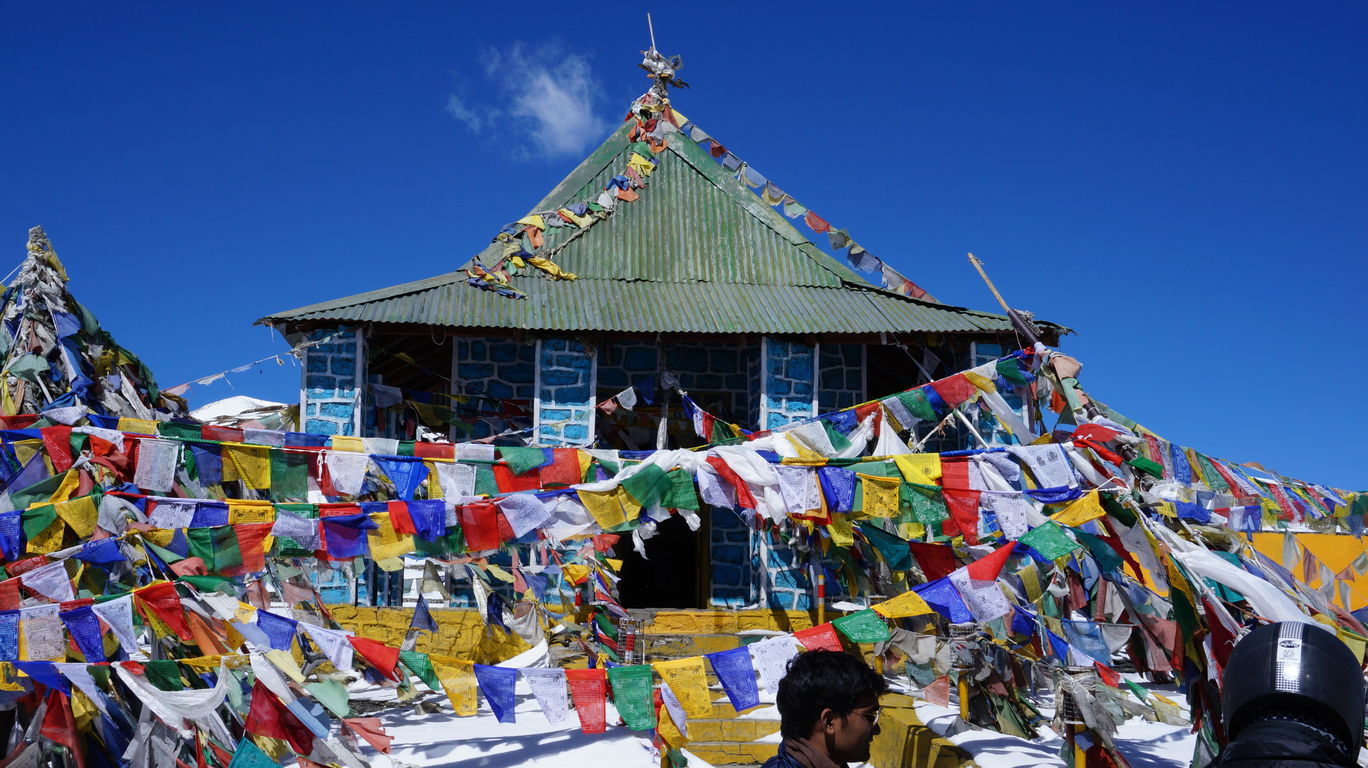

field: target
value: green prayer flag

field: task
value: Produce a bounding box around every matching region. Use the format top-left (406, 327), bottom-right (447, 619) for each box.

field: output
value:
top-left (832, 609), bottom-right (891, 644)
top-left (176, 575), bottom-right (235, 594)
top-left (621, 465), bottom-right (670, 508)
top-left (474, 465), bottom-right (499, 496)
top-left (305, 680), bottom-right (351, 718)
top-left (398, 441), bottom-right (416, 458)
top-left (210, 525), bottom-right (243, 574)
top-left (186, 528), bottom-right (216, 566)
top-left (823, 421), bottom-right (852, 454)
top-left (858, 522), bottom-right (911, 571)
top-left (21, 503), bottom-right (58, 540)
top-left (269, 451), bottom-right (310, 501)
top-left (903, 483), bottom-right (948, 525)
top-left (606, 665), bottom-right (656, 730)
top-left (143, 660), bottom-right (185, 691)
top-left (5, 354), bottom-right (49, 384)
top-left (499, 447), bottom-right (546, 476)
top-left (1123, 678), bottom-right (1149, 701)
top-left (399, 650), bottom-right (443, 692)
top-left (660, 468), bottom-right (700, 510)
top-left (1073, 530), bottom-right (1123, 573)
top-left (226, 737), bottom-right (279, 768)
top-left (11, 471), bottom-right (69, 512)
top-left (1018, 522), bottom-right (1081, 561)
top-left (1125, 457), bottom-right (1164, 481)
top-left (1101, 493), bottom-right (1137, 526)
top-left (996, 357), bottom-right (1028, 386)
top-left (156, 422), bottom-right (202, 441)
top-left (1194, 454), bottom-right (1230, 494)
top-left (897, 388), bottom-right (938, 422)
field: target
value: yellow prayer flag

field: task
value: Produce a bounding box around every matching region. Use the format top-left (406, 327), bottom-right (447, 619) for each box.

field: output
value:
top-left (653, 656), bottom-right (712, 719)
top-left (893, 454), bottom-right (941, 486)
top-left (367, 512), bottom-right (415, 562)
top-left (228, 501), bottom-right (275, 525)
top-left (783, 434), bottom-right (826, 464)
top-left (1050, 490), bottom-right (1106, 527)
top-left (265, 649), bottom-right (306, 682)
top-left (516, 214), bottom-right (546, 230)
top-left (483, 563), bottom-right (515, 583)
top-left (117, 417), bottom-right (159, 435)
top-left (627, 152), bottom-right (656, 177)
top-left (828, 513), bottom-right (855, 548)
top-left (857, 474), bottom-right (900, 518)
top-left (26, 520), bottom-right (65, 554)
top-left (561, 564), bottom-right (590, 586)
top-left (1337, 628), bottom-right (1367, 663)
top-left (871, 590), bottom-right (935, 619)
top-left (330, 436), bottom-right (365, 453)
top-left (48, 470), bottom-right (80, 506)
top-left (576, 487), bottom-right (640, 530)
top-left (658, 701), bottom-right (688, 748)
top-left (222, 445), bottom-right (270, 490)
top-left (11, 440), bottom-right (40, 470)
top-left (963, 371), bottom-right (996, 393)
top-left (430, 657), bottom-right (479, 716)
top-left (54, 495), bottom-right (97, 538)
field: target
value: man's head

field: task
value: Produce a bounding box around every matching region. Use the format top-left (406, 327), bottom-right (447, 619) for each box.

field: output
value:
top-left (776, 650), bottom-right (890, 763)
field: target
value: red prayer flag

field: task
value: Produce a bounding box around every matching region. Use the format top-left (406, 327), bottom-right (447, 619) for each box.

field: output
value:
top-left (41, 427), bottom-right (74, 473)
top-left (908, 542), bottom-right (959, 581)
top-left (704, 456), bottom-right (758, 509)
top-left (387, 501), bottom-right (417, 535)
top-left (348, 636), bottom-right (400, 680)
top-left (0, 579), bottom-right (20, 611)
top-left (565, 667), bottom-right (608, 734)
top-left (794, 623), bottom-right (844, 652)
top-left (134, 582), bottom-right (193, 642)
top-left (412, 442), bottom-right (454, 460)
top-left (41, 691), bottom-right (85, 768)
top-left (803, 211), bottom-right (831, 233)
top-left (539, 449), bottom-right (582, 488)
top-left (941, 488), bottom-right (982, 545)
top-left (930, 373), bottom-right (977, 408)
top-left (342, 718), bottom-right (392, 754)
top-left (457, 502), bottom-right (501, 552)
top-left (233, 524), bottom-right (273, 575)
top-left (965, 542), bottom-right (1016, 581)
top-left (492, 464), bottom-right (540, 494)
top-left (244, 680), bottom-right (315, 756)
top-left (1094, 661), bottom-right (1121, 687)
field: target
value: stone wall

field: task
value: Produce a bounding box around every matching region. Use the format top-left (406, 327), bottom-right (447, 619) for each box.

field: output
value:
top-left (818, 343), bottom-right (865, 412)
top-left (597, 339), bottom-right (760, 426)
top-left (709, 508), bottom-right (752, 607)
top-left (537, 338), bottom-right (594, 446)
top-left (453, 337), bottom-right (537, 440)
top-left (302, 327), bottom-right (361, 435)
top-left (762, 337), bottom-right (816, 430)
top-left (326, 605), bottom-right (530, 664)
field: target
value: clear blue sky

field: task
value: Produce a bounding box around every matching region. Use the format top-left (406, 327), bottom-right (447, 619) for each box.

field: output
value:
top-left (2, 3), bottom-right (1364, 488)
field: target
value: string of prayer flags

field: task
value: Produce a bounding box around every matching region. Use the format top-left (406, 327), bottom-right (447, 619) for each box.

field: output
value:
top-left (1018, 521), bottom-right (1081, 561)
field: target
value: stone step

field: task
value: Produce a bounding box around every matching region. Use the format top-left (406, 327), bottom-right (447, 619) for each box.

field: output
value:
top-left (684, 718), bottom-right (781, 743)
top-left (684, 740), bottom-right (778, 765)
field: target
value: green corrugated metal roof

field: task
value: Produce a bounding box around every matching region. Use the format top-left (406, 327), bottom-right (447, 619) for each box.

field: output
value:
top-left (260, 117), bottom-right (1061, 336)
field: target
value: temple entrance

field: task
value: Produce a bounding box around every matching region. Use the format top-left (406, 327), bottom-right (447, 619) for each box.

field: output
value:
top-left (614, 512), bottom-right (708, 608)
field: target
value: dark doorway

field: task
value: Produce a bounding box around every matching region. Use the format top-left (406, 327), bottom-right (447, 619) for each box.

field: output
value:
top-left (614, 514), bottom-right (707, 608)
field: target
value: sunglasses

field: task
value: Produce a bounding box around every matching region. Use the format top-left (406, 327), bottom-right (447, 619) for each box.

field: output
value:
top-left (850, 708), bottom-right (881, 726)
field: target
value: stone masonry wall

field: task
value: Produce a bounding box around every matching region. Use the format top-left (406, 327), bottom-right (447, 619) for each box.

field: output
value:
top-left (762, 337), bottom-right (816, 430)
top-left (303, 327), bottom-right (361, 436)
top-left (537, 338), bottom-right (594, 446)
top-left (453, 337), bottom-right (536, 440)
top-left (598, 339), bottom-right (759, 425)
top-left (709, 508), bottom-right (752, 607)
top-left (818, 343), bottom-right (864, 412)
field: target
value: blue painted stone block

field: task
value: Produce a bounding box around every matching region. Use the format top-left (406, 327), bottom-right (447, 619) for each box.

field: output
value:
top-left (541, 408), bottom-right (571, 422)
top-left (490, 342), bottom-right (517, 362)
top-left (505, 361), bottom-right (535, 383)
top-left (307, 355), bottom-right (327, 373)
top-left (553, 384), bottom-right (589, 402)
top-left (461, 362), bottom-right (494, 380)
top-left (563, 424), bottom-right (588, 442)
top-left (622, 346), bottom-right (657, 372)
top-left (487, 380), bottom-right (514, 400)
top-left (469, 340), bottom-right (486, 359)
top-left (542, 368), bottom-right (579, 386)
top-left (332, 358), bottom-right (355, 376)
top-left (306, 375), bottom-right (335, 391)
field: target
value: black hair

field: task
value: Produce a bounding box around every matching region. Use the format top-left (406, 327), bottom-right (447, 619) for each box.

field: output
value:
top-left (776, 650), bottom-right (889, 740)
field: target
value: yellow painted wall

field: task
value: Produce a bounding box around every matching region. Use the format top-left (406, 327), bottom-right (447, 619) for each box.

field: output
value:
top-left (326, 606), bottom-right (529, 663)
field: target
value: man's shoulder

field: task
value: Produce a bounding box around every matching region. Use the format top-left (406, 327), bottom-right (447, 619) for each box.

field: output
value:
top-left (760, 748), bottom-right (804, 768)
